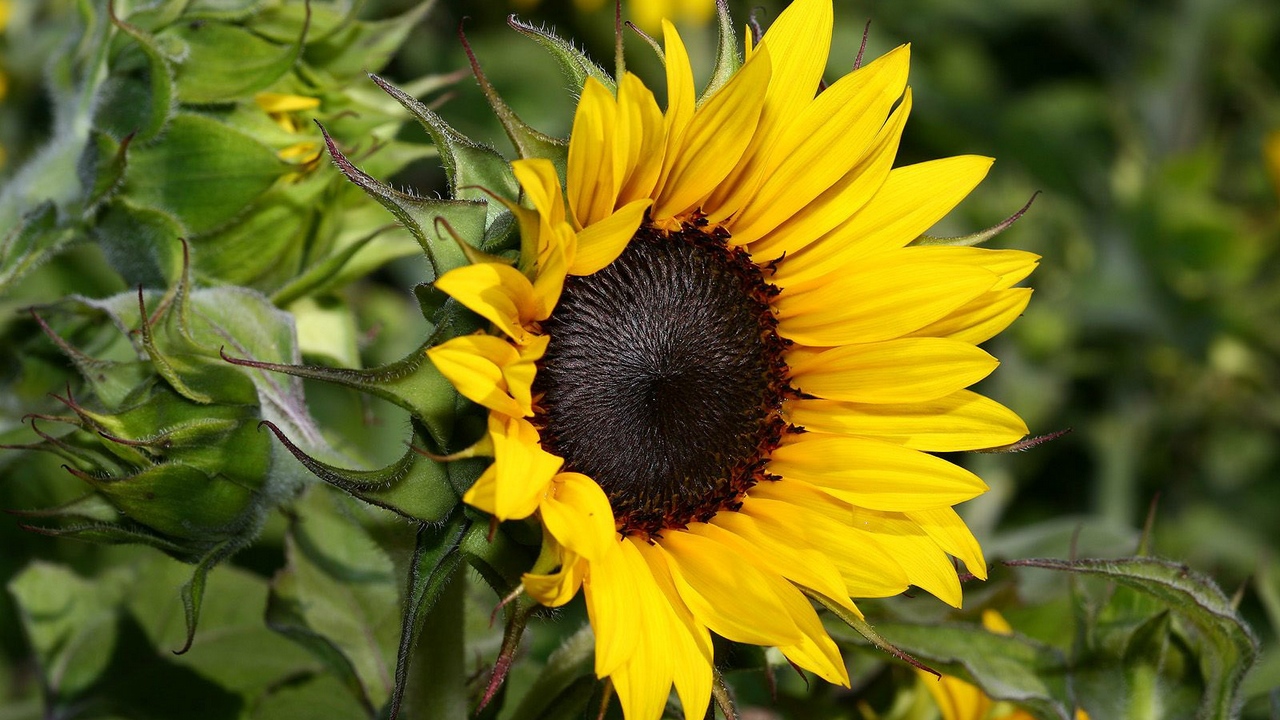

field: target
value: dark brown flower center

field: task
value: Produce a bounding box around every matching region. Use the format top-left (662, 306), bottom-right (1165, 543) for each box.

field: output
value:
top-left (533, 222), bottom-right (792, 537)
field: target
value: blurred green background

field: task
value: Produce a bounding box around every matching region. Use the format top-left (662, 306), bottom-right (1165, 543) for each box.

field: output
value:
top-left (2, 0), bottom-right (1279, 717)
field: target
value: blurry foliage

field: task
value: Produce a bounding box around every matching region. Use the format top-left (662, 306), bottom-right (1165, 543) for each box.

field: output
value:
top-left (2, 0), bottom-right (1280, 718)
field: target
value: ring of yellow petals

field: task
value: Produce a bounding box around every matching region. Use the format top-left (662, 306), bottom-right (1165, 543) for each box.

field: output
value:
top-left (426, 0), bottom-right (1042, 717)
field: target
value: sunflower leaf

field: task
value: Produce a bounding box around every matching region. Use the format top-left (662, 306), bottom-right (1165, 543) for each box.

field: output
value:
top-left (1008, 556), bottom-right (1260, 719)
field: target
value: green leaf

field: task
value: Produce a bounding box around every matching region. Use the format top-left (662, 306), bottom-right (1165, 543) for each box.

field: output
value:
top-left (856, 618), bottom-right (1073, 720)
top-left (267, 486), bottom-right (403, 714)
top-left (7, 562), bottom-right (128, 700)
top-left (1010, 557), bottom-right (1260, 719)
top-left (125, 113), bottom-right (289, 235)
top-left (162, 19), bottom-right (304, 104)
top-left (506, 16), bottom-right (615, 95)
top-left (77, 130), bottom-right (133, 209)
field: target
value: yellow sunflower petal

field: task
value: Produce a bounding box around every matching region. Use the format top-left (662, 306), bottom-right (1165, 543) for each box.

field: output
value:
top-left (982, 609), bottom-right (1014, 635)
top-left (567, 78), bottom-right (621, 229)
top-left (434, 263), bottom-right (538, 345)
top-left (666, 525), bottom-right (848, 686)
top-left (583, 539), bottom-right (641, 678)
top-left (426, 334), bottom-right (545, 417)
top-left (616, 72), bottom-right (668, 206)
top-left (851, 507), bottom-right (964, 607)
top-left (923, 247), bottom-right (1040, 289)
top-left (701, 509), bottom-right (854, 614)
top-left (531, 223), bottom-right (573, 319)
top-left (657, 530), bottom-right (804, 647)
top-left (702, 0), bottom-right (833, 223)
top-left (773, 155), bottom-right (995, 286)
top-left (512, 157), bottom-right (566, 226)
top-left (774, 256), bottom-right (997, 346)
top-left (785, 390), bottom-right (1028, 452)
top-left (907, 506), bottom-right (987, 581)
top-left (652, 45), bottom-right (771, 222)
top-left (910, 288), bottom-right (1034, 345)
top-left (523, 546), bottom-right (587, 607)
top-left (570, 198), bottom-right (650, 276)
top-left (742, 490), bottom-right (908, 599)
top-left (591, 539), bottom-right (681, 718)
top-left (632, 540), bottom-right (714, 720)
top-left (462, 414), bottom-right (563, 520)
top-left (729, 44), bottom-right (910, 245)
top-left (922, 673), bottom-right (993, 720)
top-left (746, 86), bottom-right (910, 257)
top-left (788, 338), bottom-right (998, 404)
top-left (770, 435), bottom-right (987, 511)
top-left (660, 20), bottom-right (697, 167)
top-left (539, 472), bottom-right (616, 561)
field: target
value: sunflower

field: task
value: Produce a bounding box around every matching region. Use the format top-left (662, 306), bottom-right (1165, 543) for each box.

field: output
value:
top-left (427, 0), bottom-right (1037, 716)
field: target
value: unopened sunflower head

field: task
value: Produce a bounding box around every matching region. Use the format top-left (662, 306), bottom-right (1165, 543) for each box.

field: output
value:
top-left (2, 247), bottom-right (327, 649)
top-left (310, 0), bottom-right (1039, 716)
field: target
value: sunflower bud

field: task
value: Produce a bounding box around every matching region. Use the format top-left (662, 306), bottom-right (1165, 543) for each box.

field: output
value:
top-left (5, 251), bottom-right (322, 649)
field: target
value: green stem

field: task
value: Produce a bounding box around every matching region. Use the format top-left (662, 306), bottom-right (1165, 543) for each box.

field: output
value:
top-left (402, 568), bottom-right (467, 720)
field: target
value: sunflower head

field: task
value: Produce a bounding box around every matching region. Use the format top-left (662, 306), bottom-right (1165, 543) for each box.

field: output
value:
top-left (382, 0), bottom-right (1038, 716)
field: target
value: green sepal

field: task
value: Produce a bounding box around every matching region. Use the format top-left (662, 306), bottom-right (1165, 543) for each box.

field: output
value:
top-left (367, 74), bottom-right (518, 225)
top-left (77, 130), bottom-right (133, 211)
top-left (461, 520), bottom-right (539, 594)
top-left (0, 202), bottom-right (78, 297)
top-left (176, 538), bottom-right (243, 654)
top-left (182, 0), bottom-right (271, 24)
top-left (27, 308), bottom-right (153, 409)
top-left (702, 0), bottom-right (742, 102)
top-left (221, 333), bottom-right (471, 452)
top-left (507, 15), bottom-right (616, 95)
top-left (912, 192), bottom-right (1039, 247)
top-left (94, 199), bottom-right (185, 288)
top-left (386, 510), bottom-right (470, 720)
top-left (317, 122), bottom-right (483, 277)
top-left (258, 421), bottom-right (458, 524)
top-left (70, 462), bottom-right (260, 542)
top-left (459, 30), bottom-right (568, 172)
top-left (247, 1), bottom-right (355, 46)
top-left (105, 5), bottom-right (176, 143)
